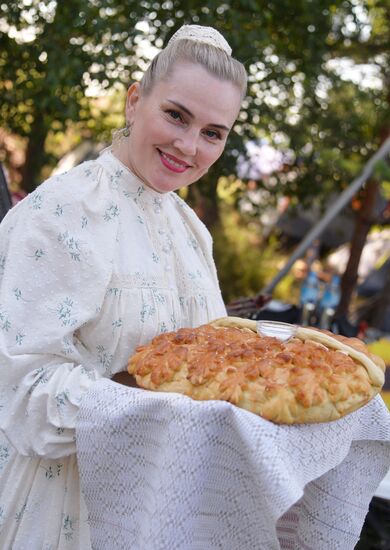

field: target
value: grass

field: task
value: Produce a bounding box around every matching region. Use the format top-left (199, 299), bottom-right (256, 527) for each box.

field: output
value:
top-left (367, 339), bottom-right (390, 365)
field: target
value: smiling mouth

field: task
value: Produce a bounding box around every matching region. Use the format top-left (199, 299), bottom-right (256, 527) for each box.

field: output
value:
top-left (157, 149), bottom-right (191, 173)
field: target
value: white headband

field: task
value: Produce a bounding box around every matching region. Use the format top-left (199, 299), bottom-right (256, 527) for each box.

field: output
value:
top-left (167, 25), bottom-right (232, 56)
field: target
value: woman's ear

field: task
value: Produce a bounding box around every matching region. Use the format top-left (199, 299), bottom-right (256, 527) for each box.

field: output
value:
top-left (125, 82), bottom-right (141, 123)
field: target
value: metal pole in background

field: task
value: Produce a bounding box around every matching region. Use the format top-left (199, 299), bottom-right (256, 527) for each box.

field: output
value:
top-left (261, 135), bottom-right (390, 295)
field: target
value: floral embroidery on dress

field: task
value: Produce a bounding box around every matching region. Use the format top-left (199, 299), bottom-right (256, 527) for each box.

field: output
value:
top-left (81, 216), bottom-right (88, 229)
top-left (133, 271), bottom-right (158, 288)
top-left (153, 197), bottom-right (163, 214)
top-left (123, 185), bottom-right (144, 201)
top-left (181, 220), bottom-right (199, 250)
top-left (55, 390), bottom-right (70, 410)
top-left (106, 287), bottom-right (122, 297)
top-left (13, 288), bottom-right (21, 300)
top-left (152, 289), bottom-right (166, 304)
top-left (58, 232), bottom-right (83, 261)
top-left (28, 192), bottom-right (44, 210)
top-left (109, 169), bottom-right (123, 190)
top-left (188, 270), bottom-right (203, 280)
top-left (80, 366), bottom-right (95, 380)
top-left (28, 368), bottom-right (49, 395)
top-left (97, 345), bottom-right (113, 370)
top-left (140, 303), bottom-right (156, 323)
top-left (15, 502), bottom-right (27, 523)
top-left (170, 314), bottom-right (178, 331)
top-left (104, 203), bottom-right (120, 221)
top-left (0, 306), bottom-right (11, 332)
top-left (55, 297), bottom-right (78, 327)
top-left (62, 514), bottom-right (77, 541)
top-left (187, 234), bottom-right (199, 250)
top-left (159, 322), bottom-right (168, 333)
top-left (15, 331), bottom-right (25, 346)
top-left (158, 228), bottom-right (173, 254)
top-left (54, 204), bottom-right (69, 217)
top-left (0, 255), bottom-right (5, 275)
top-left (198, 294), bottom-right (207, 309)
top-left (112, 318), bottom-right (123, 332)
top-left (0, 446), bottom-right (9, 471)
top-left (41, 463), bottom-right (63, 479)
top-left (61, 335), bottom-right (74, 356)
top-left (28, 248), bottom-right (45, 261)
top-left (13, 288), bottom-right (31, 302)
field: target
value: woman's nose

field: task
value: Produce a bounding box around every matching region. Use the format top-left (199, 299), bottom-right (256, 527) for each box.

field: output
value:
top-left (174, 130), bottom-right (198, 156)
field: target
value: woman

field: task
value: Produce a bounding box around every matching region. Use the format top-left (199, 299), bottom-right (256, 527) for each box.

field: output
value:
top-left (0, 25), bottom-right (247, 548)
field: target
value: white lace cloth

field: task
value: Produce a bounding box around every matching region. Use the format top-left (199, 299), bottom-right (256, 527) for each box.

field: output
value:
top-left (76, 379), bottom-right (390, 550)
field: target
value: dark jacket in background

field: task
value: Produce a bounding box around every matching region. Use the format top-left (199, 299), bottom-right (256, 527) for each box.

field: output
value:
top-left (0, 162), bottom-right (12, 223)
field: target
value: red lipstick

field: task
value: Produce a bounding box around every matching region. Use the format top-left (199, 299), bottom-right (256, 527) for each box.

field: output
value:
top-left (158, 150), bottom-right (190, 173)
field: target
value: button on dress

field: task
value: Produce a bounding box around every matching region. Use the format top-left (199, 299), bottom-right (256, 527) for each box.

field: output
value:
top-left (0, 149), bottom-right (226, 548)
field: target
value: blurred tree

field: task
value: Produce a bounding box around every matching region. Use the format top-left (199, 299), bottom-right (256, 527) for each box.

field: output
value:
top-left (0, 0), bottom-right (146, 192)
top-left (1, 1), bottom-right (389, 318)
top-left (227, 0), bottom-right (389, 320)
top-left (1, 0), bottom-right (379, 196)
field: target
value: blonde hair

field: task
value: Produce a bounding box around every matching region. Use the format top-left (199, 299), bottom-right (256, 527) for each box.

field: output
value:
top-left (139, 39), bottom-right (247, 100)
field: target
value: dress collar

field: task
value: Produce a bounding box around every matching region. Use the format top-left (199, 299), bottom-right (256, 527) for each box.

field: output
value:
top-left (98, 147), bottom-right (170, 203)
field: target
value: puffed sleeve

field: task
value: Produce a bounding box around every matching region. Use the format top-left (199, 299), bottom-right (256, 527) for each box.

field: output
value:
top-left (0, 161), bottom-right (119, 459)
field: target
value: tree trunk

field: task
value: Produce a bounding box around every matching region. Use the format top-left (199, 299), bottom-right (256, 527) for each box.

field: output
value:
top-left (336, 179), bottom-right (379, 318)
top-left (21, 116), bottom-right (48, 194)
top-left (370, 260), bottom-right (390, 330)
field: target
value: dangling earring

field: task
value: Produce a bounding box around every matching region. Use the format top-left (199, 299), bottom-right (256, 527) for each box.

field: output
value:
top-left (112, 121), bottom-right (132, 145)
top-left (122, 121), bottom-right (131, 137)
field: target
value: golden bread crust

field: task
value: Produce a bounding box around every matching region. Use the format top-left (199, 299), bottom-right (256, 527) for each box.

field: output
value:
top-left (127, 323), bottom-right (384, 424)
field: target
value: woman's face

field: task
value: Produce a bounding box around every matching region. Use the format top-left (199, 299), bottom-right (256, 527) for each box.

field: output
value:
top-left (121, 61), bottom-right (242, 193)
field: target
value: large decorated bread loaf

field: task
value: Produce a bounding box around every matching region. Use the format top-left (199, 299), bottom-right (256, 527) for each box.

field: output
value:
top-left (127, 317), bottom-right (385, 424)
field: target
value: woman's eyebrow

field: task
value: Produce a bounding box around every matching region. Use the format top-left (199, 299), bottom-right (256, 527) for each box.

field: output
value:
top-left (166, 99), bottom-right (230, 131)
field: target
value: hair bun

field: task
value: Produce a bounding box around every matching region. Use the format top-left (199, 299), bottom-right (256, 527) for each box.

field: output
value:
top-left (167, 24), bottom-right (232, 56)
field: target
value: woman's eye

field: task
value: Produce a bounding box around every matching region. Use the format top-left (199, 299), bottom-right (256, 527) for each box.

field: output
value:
top-left (204, 129), bottom-right (221, 140)
top-left (167, 110), bottom-right (182, 121)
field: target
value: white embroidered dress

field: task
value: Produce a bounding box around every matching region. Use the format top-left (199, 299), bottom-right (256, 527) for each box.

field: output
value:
top-left (0, 149), bottom-right (226, 549)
